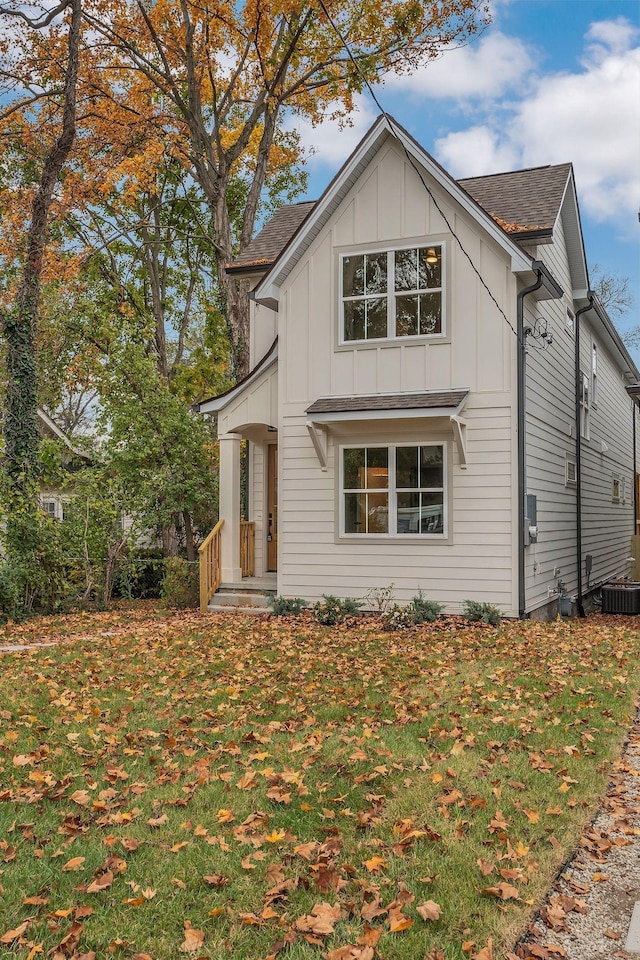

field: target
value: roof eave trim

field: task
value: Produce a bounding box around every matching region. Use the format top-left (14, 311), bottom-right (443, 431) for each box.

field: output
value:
top-left (194, 340), bottom-right (278, 415)
top-left (585, 294), bottom-right (640, 381)
top-left (226, 262), bottom-right (273, 277)
top-left (255, 114), bottom-right (533, 304)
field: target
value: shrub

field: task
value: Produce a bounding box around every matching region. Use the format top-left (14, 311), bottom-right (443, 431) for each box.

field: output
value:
top-left (410, 590), bottom-right (444, 624)
top-left (113, 549), bottom-right (165, 599)
top-left (363, 583), bottom-right (396, 614)
top-left (383, 604), bottom-right (415, 630)
top-left (161, 557), bottom-right (198, 608)
top-left (382, 592), bottom-right (444, 630)
top-left (267, 595), bottom-right (308, 617)
top-left (462, 599), bottom-right (503, 626)
top-left (314, 594), bottom-right (362, 625)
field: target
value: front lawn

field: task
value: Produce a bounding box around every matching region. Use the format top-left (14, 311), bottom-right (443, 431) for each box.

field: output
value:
top-left (0, 608), bottom-right (638, 960)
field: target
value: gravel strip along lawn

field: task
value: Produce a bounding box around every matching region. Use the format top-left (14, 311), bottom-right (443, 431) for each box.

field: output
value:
top-left (517, 702), bottom-right (640, 960)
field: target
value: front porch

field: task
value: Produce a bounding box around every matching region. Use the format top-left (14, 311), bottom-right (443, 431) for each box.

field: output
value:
top-left (198, 432), bottom-right (278, 613)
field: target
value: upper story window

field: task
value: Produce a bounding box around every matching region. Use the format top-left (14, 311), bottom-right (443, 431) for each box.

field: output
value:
top-left (592, 342), bottom-right (598, 405)
top-left (341, 245), bottom-right (443, 343)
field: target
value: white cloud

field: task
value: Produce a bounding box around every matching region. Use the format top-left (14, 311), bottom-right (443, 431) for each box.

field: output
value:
top-left (435, 19), bottom-right (640, 227)
top-left (284, 96), bottom-right (377, 168)
top-left (435, 126), bottom-right (520, 177)
top-left (384, 31), bottom-right (536, 101)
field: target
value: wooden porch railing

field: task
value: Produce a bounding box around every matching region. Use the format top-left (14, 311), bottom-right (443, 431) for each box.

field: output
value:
top-left (240, 520), bottom-right (255, 578)
top-left (199, 519), bottom-right (224, 613)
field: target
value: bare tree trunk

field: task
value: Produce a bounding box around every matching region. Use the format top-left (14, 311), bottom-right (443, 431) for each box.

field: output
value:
top-left (183, 509), bottom-right (196, 563)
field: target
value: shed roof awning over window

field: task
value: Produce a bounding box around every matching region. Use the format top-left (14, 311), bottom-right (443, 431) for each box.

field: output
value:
top-left (305, 389), bottom-right (468, 419)
top-left (305, 389), bottom-right (470, 469)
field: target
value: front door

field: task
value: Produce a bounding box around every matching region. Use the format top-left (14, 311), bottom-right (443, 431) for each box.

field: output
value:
top-left (267, 444), bottom-right (278, 572)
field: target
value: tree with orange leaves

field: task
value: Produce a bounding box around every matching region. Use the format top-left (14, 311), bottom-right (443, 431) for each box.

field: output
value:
top-left (0, 0), bottom-right (81, 555)
top-left (2, 0), bottom-right (489, 382)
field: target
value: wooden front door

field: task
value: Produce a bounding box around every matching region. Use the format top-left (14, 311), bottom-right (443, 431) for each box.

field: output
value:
top-left (267, 444), bottom-right (278, 572)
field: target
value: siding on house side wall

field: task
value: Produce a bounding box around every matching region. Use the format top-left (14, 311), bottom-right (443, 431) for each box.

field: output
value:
top-left (523, 214), bottom-right (636, 613)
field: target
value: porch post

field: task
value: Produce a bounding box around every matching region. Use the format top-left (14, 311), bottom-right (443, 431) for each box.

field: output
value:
top-left (219, 432), bottom-right (243, 583)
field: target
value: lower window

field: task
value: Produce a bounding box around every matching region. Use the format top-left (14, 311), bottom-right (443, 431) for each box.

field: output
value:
top-left (342, 444), bottom-right (445, 536)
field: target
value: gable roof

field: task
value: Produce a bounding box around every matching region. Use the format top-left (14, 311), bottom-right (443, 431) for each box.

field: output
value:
top-left (229, 163), bottom-right (574, 278)
top-left (38, 409), bottom-right (91, 461)
top-left (458, 163), bottom-right (573, 238)
top-left (228, 202), bottom-right (316, 275)
top-left (252, 115), bottom-right (546, 309)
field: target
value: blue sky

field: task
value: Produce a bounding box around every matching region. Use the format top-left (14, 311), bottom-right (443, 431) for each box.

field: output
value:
top-left (294, 0), bottom-right (640, 342)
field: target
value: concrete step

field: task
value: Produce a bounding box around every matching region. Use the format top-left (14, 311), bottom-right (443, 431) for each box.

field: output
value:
top-left (207, 604), bottom-right (271, 616)
top-left (212, 591), bottom-right (271, 608)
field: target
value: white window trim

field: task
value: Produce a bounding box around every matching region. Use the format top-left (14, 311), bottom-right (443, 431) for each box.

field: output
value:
top-left (580, 371), bottom-right (591, 440)
top-left (565, 306), bottom-right (575, 335)
top-left (592, 341), bottom-right (598, 407)
top-left (612, 474), bottom-right (621, 503)
top-left (339, 442), bottom-right (447, 539)
top-left (565, 458), bottom-right (577, 486)
top-left (339, 242), bottom-right (446, 345)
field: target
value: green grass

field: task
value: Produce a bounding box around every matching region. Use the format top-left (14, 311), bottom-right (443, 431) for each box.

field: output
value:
top-left (0, 609), bottom-right (638, 958)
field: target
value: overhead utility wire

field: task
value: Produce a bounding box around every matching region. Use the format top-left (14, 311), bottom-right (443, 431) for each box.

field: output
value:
top-left (315, 0), bottom-right (524, 346)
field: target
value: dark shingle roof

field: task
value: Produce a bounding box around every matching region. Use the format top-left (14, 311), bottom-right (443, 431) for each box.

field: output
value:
top-left (227, 163), bottom-right (571, 275)
top-left (306, 390), bottom-right (468, 415)
top-left (227, 201), bottom-right (316, 273)
top-left (458, 163), bottom-right (572, 235)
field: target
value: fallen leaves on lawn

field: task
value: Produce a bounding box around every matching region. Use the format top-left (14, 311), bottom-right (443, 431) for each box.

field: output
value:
top-left (1, 606), bottom-right (639, 959)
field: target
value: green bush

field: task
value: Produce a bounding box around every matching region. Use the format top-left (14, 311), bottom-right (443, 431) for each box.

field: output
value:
top-left (267, 595), bottom-right (308, 617)
top-left (383, 592), bottom-right (444, 630)
top-left (113, 549), bottom-right (165, 599)
top-left (161, 557), bottom-right (198, 608)
top-left (462, 599), bottom-right (503, 626)
top-left (410, 590), bottom-right (444, 624)
top-left (313, 594), bottom-right (362, 625)
top-left (383, 604), bottom-right (415, 630)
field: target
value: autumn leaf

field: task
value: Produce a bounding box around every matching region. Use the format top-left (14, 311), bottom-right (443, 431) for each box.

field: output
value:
top-left (388, 905), bottom-right (413, 932)
top-left (473, 938), bottom-right (494, 960)
top-left (482, 882), bottom-right (520, 900)
top-left (62, 856), bottom-right (86, 871)
top-left (417, 900), bottom-right (442, 922)
top-left (1, 920), bottom-right (30, 944)
top-left (147, 814), bottom-right (168, 828)
top-left (295, 902), bottom-right (341, 936)
top-left (203, 874), bottom-right (229, 888)
top-left (180, 921), bottom-right (204, 953)
top-left (87, 870), bottom-right (114, 894)
top-left (363, 855), bottom-right (387, 873)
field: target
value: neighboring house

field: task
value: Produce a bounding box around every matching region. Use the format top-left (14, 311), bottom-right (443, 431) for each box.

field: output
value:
top-left (196, 115), bottom-right (639, 618)
top-left (38, 408), bottom-right (92, 520)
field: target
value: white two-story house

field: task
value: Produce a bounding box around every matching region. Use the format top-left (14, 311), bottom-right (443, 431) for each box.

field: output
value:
top-left (196, 115), bottom-right (639, 618)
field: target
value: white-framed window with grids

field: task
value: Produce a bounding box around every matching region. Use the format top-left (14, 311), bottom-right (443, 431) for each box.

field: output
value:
top-left (592, 341), bottom-right (598, 406)
top-left (340, 244), bottom-right (445, 343)
top-left (340, 443), bottom-right (446, 537)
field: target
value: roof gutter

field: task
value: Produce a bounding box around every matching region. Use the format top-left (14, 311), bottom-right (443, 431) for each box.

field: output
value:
top-left (517, 260), bottom-right (564, 619)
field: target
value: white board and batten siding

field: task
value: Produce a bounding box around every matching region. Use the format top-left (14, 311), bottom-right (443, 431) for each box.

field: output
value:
top-left (277, 138), bottom-right (520, 615)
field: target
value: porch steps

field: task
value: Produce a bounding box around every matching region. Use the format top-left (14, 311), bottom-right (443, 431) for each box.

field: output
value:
top-left (207, 579), bottom-right (275, 615)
